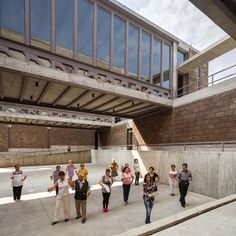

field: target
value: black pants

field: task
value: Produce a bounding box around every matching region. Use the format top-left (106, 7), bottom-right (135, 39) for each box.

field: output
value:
top-left (102, 192), bottom-right (111, 208)
top-left (123, 184), bottom-right (131, 203)
top-left (135, 172), bottom-right (140, 185)
top-left (55, 185), bottom-right (59, 196)
top-left (179, 181), bottom-right (189, 205)
top-left (13, 185), bottom-right (23, 200)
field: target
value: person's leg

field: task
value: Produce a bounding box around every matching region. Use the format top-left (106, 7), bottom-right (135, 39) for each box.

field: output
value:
top-left (75, 200), bottom-right (81, 218)
top-left (169, 180), bottom-right (174, 195)
top-left (55, 185), bottom-right (59, 196)
top-left (13, 187), bottom-right (17, 201)
top-left (124, 185), bottom-right (129, 203)
top-left (53, 199), bottom-right (62, 222)
top-left (183, 183), bottom-right (189, 204)
top-left (17, 185), bottom-right (23, 200)
top-left (179, 182), bottom-right (185, 206)
top-left (102, 193), bottom-right (106, 210)
top-left (81, 200), bottom-right (87, 222)
top-left (63, 196), bottom-right (70, 220)
top-left (122, 184), bottom-right (127, 202)
top-left (137, 172), bottom-right (140, 185)
top-left (144, 200), bottom-right (151, 224)
top-left (106, 192), bottom-right (111, 209)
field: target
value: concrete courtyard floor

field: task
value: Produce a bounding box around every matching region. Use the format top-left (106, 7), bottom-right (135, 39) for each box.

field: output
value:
top-left (153, 201), bottom-right (236, 236)
top-left (0, 164), bottom-right (215, 236)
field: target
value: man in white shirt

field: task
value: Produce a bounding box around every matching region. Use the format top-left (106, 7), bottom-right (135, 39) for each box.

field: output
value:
top-left (10, 164), bottom-right (27, 201)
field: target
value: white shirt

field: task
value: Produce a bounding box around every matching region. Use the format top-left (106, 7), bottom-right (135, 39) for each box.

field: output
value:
top-left (11, 171), bottom-right (26, 187)
top-left (57, 179), bottom-right (69, 199)
top-left (169, 170), bottom-right (177, 182)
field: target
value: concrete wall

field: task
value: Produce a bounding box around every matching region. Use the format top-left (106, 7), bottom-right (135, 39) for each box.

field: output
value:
top-left (0, 150), bottom-right (91, 167)
top-left (92, 150), bottom-right (236, 199)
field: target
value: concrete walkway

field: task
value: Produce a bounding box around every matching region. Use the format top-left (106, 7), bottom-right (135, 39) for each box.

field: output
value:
top-left (153, 201), bottom-right (236, 236)
top-left (0, 164), bottom-right (214, 236)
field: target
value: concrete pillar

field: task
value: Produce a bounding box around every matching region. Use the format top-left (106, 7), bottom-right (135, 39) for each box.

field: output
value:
top-left (7, 125), bottom-right (12, 150)
top-left (172, 41), bottom-right (178, 98)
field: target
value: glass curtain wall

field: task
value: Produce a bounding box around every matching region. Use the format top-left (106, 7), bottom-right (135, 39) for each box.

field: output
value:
top-left (162, 43), bottom-right (171, 89)
top-left (78, 0), bottom-right (94, 64)
top-left (141, 31), bottom-right (151, 82)
top-left (152, 38), bottom-right (161, 86)
top-left (96, 7), bottom-right (111, 68)
top-left (31, 0), bottom-right (51, 50)
top-left (0, 0), bottom-right (25, 43)
top-left (56, 0), bottom-right (73, 58)
top-left (113, 16), bottom-right (125, 74)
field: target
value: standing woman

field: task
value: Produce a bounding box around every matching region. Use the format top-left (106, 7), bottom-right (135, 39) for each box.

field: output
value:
top-left (11, 164), bottom-right (27, 201)
top-left (99, 169), bottom-right (114, 212)
top-left (66, 160), bottom-right (76, 181)
top-left (48, 171), bottom-right (70, 225)
top-left (110, 159), bottom-right (118, 180)
top-left (121, 166), bottom-right (133, 206)
top-left (143, 174), bottom-right (156, 224)
top-left (168, 164), bottom-right (177, 196)
top-left (133, 159), bottom-right (140, 185)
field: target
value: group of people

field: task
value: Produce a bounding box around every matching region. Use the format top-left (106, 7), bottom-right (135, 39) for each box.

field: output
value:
top-left (10, 159), bottom-right (192, 225)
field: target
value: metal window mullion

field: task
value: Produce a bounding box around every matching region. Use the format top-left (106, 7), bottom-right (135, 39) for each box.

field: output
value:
top-left (138, 28), bottom-right (141, 80)
top-left (25, 0), bottom-right (30, 45)
top-left (150, 35), bottom-right (153, 84)
top-left (110, 12), bottom-right (114, 71)
top-left (74, 0), bottom-right (78, 60)
top-left (51, 0), bottom-right (56, 53)
top-left (125, 20), bottom-right (128, 76)
top-left (160, 40), bottom-right (163, 87)
top-left (169, 43), bottom-right (173, 91)
top-left (93, 2), bottom-right (97, 66)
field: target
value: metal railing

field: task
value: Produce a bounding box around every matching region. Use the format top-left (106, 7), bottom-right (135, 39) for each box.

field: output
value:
top-left (177, 64), bottom-right (236, 97)
top-left (99, 141), bottom-right (236, 152)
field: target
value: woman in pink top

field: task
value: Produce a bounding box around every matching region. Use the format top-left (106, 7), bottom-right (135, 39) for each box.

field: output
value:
top-left (121, 166), bottom-right (133, 205)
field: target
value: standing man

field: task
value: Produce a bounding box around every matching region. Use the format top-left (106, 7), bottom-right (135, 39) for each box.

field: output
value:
top-left (68, 173), bottom-right (90, 224)
top-left (177, 163), bottom-right (192, 208)
top-left (10, 164), bottom-right (27, 201)
top-left (50, 165), bottom-right (61, 196)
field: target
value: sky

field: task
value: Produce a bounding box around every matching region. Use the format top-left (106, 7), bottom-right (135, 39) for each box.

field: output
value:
top-left (117, 0), bottom-right (236, 77)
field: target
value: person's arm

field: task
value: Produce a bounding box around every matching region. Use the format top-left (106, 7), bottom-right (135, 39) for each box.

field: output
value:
top-left (87, 182), bottom-right (91, 196)
top-left (10, 173), bottom-right (14, 179)
top-left (189, 172), bottom-right (193, 181)
top-left (48, 182), bottom-right (58, 192)
top-left (176, 172), bottom-right (181, 182)
top-left (99, 177), bottom-right (104, 187)
top-left (85, 168), bottom-right (88, 176)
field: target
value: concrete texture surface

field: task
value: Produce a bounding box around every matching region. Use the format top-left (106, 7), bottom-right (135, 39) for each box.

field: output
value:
top-left (153, 201), bottom-right (236, 236)
top-left (0, 164), bottom-right (214, 236)
top-left (92, 150), bottom-right (236, 198)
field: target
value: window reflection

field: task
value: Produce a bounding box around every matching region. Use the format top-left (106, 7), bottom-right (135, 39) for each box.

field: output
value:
top-left (78, 0), bottom-right (94, 64)
top-left (97, 7), bottom-right (110, 68)
top-left (0, 0), bottom-right (24, 43)
top-left (113, 16), bottom-right (125, 74)
top-left (177, 50), bottom-right (186, 66)
top-left (152, 38), bottom-right (161, 86)
top-left (56, 0), bottom-right (73, 58)
top-left (163, 43), bottom-right (171, 89)
top-left (31, 0), bottom-right (51, 50)
top-left (128, 24), bottom-right (138, 78)
top-left (141, 31), bottom-right (151, 82)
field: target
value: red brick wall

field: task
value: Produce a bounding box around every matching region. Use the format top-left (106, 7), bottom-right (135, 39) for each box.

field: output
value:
top-left (11, 124), bottom-right (49, 148)
top-left (134, 89), bottom-right (236, 144)
top-left (51, 127), bottom-right (95, 146)
top-left (0, 123), bottom-right (8, 151)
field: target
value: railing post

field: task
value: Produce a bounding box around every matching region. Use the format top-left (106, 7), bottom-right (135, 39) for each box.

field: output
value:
top-left (221, 141), bottom-right (224, 152)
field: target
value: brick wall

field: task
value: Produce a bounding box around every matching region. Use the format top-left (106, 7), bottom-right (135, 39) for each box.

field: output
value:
top-left (0, 123), bottom-right (8, 151)
top-left (51, 127), bottom-right (95, 146)
top-left (134, 89), bottom-right (236, 144)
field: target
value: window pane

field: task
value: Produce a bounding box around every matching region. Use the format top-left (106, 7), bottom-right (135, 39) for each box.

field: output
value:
top-left (56, 0), bottom-right (73, 58)
top-left (97, 7), bottom-right (110, 68)
top-left (78, 0), bottom-right (94, 64)
top-left (177, 50), bottom-right (185, 66)
top-left (113, 16), bottom-right (125, 74)
top-left (31, 0), bottom-right (51, 50)
top-left (163, 44), bottom-right (171, 89)
top-left (128, 25), bottom-right (138, 78)
top-left (141, 31), bottom-right (151, 82)
top-left (0, 0), bottom-right (24, 42)
top-left (152, 38), bottom-right (161, 86)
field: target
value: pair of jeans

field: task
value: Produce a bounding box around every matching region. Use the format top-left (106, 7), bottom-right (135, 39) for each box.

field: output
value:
top-left (102, 192), bottom-right (111, 208)
top-left (13, 185), bottom-right (23, 200)
top-left (135, 172), bottom-right (140, 185)
top-left (122, 184), bottom-right (131, 203)
top-left (144, 199), bottom-right (153, 224)
top-left (179, 180), bottom-right (189, 205)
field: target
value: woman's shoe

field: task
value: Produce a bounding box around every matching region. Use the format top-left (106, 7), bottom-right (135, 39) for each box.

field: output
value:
top-left (51, 222), bottom-right (58, 225)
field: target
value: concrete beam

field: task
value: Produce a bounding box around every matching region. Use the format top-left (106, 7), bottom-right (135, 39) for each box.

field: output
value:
top-left (0, 56), bottom-right (173, 107)
top-left (178, 36), bottom-right (236, 73)
top-left (190, 0), bottom-right (236, 41)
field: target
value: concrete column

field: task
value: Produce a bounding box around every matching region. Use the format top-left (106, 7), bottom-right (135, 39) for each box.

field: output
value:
top-left (172, 41), bottom-right (178, 98)
top-left (47, 127), bottom-right (51, 149)
top-left (7, 125), bottom-right (12, 150)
